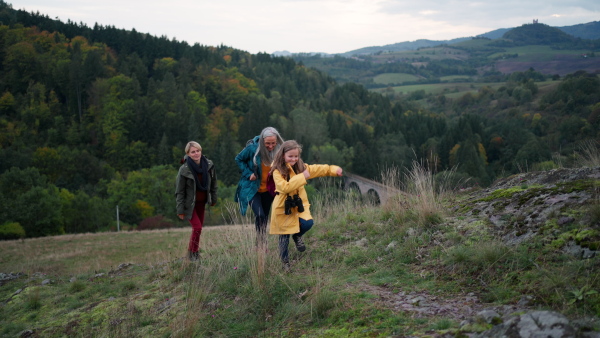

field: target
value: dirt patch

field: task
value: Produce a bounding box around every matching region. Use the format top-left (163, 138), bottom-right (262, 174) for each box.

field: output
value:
top-left (361, 284), bottom-right (488, 320)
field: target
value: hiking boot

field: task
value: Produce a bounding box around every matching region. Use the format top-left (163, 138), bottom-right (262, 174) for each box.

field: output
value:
top-left (188, 251), bottom-right (199, 262)
top-left (283, 261), bottom-right (291, 272)
top-left (292, 235), bottom-right (306, 252)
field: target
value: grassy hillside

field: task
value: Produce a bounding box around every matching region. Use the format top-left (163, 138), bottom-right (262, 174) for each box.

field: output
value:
top-left (2, 157), bottom-right (599, 336)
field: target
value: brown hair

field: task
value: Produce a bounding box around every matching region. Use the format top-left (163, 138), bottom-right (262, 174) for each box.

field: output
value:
top-left (270, 140), bottom-right (305, 179)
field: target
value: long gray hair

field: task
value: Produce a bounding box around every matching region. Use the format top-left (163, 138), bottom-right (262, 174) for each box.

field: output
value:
top-left (254, 127), bottom-right (284, 166)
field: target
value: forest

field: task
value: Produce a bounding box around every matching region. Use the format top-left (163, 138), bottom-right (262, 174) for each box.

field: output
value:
top-left (0, 1), bottom-right (598, 238)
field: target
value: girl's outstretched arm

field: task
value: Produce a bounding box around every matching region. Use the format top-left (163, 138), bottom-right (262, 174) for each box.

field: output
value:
top-left (304, 164), bottom-right (342, 179)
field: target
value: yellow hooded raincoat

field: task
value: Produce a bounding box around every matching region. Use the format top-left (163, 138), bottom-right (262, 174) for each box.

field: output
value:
top-left (269, 163), bottom-right (341, 235)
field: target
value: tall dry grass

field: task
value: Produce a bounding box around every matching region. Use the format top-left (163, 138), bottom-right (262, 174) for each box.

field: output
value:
top-left (380, 160), bottom-right (457, 228)
top-left (574, 140), bottom-right (600, 168)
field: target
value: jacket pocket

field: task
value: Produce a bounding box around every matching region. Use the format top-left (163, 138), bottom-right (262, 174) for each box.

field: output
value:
top-left (273, 209), bottom-right (299, 233)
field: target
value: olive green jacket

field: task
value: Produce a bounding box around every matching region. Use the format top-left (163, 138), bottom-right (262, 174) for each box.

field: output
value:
top-left (175, 156), bottom-right (218, 220)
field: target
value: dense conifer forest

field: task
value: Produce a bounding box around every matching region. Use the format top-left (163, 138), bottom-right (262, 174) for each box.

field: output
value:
top-left (0, 1), bottom-right (598, 238)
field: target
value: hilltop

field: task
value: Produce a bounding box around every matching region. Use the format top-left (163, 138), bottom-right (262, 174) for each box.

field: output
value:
top-left (493, 22), bottom-right (583, 47)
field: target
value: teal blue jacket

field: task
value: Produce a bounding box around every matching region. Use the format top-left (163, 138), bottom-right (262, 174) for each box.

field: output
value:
top-left (234, 136), bottom-right (262, 216)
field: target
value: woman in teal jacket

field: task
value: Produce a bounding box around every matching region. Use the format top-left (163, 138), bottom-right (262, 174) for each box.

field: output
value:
top-left (234, 127), bottom-right (284, 246)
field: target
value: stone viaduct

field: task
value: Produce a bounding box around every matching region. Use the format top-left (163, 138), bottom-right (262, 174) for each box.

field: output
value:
top-left (343, 173), bottom-right (400, 205)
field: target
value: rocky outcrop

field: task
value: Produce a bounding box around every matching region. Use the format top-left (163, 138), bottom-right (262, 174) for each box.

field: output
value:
top-left (458, 167), bottom-right (600, 253)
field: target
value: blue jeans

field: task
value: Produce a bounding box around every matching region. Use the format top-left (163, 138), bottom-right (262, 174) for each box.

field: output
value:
top-left (278, 218), bottom-right (314, 263)
top-left (249, 192), bottom-right (274, 244)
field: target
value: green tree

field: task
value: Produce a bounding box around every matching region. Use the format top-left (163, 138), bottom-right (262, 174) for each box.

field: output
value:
top-left (107, 166), bottom-right (177, 225)
top-left (287, 107), bottom-right (330, 156)
top-left (15, 186), bottom-right (63, 237)
top-left (456, 138), bottom-right (490, 186)
top-left (514, 138), bottom-right (551, 168)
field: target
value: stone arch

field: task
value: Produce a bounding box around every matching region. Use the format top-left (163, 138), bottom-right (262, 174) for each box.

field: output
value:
top-left (367, 189), bottom-right (380, 205)
top-left (348, 181), bottom-right (361, 194)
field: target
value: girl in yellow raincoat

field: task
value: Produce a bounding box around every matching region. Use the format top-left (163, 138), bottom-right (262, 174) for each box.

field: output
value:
top-left (269, 140), bottom-right (343, 270)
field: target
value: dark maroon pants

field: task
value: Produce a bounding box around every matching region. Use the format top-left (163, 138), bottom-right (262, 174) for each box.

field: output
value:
top-left (187, 202), bottom-right (206, 252)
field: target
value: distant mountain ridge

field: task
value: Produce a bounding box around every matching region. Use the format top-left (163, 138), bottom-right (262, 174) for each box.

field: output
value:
top-left (273, 21), bottom-right (600, 57)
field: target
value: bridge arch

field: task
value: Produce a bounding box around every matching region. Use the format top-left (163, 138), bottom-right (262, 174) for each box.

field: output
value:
top-left (347, 181), bottom-right (361, 194)
top-left (367, 189), bottom-right (380, 205)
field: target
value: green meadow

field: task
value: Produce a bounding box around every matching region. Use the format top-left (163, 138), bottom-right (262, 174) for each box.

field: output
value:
top-left (373, 73), bottom-right (421, 85)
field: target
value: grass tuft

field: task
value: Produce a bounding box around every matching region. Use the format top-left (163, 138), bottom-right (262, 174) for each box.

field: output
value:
top-left (575, 140), bottom-right (600, 168)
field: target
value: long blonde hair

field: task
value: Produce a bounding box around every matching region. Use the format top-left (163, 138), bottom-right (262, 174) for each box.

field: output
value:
top-left (270, 140), bottom-right (306, 179)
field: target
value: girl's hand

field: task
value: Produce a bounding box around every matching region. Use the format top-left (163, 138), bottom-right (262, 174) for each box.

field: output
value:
top-left (249, 173), bottom-right (257, 181)
top-left (336, 167), bottom-right (343, 176)
top-left (178, 214), bottom-right (185, 220)
top-left (303, 169), bottom-right (311, 179)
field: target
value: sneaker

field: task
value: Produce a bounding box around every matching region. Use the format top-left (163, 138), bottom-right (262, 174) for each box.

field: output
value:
top-left (283, 262), bottom-right (291, 272)
top-left (292, 235), bottom-right (306, 252)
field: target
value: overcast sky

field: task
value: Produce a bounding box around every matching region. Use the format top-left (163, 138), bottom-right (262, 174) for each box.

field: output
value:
top-left (12, 0), bottom-right (600, 54)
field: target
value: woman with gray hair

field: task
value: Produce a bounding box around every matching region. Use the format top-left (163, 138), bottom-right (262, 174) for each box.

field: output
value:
top-left (235, 127), bottom-right (284, 247)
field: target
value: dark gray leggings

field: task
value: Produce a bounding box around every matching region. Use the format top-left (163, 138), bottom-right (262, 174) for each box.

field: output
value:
top-left (278, 218), bottom-right (314, 263)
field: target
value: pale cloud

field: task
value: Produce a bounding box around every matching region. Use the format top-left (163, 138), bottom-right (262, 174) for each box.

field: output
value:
top-left (419, 10), bottom-right (439, 15)
top-left (12, 0), bottom-right (600, 54)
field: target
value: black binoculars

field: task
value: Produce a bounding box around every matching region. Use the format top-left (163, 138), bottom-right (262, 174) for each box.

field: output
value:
top-left (284, 194), bottom-right (304, 215)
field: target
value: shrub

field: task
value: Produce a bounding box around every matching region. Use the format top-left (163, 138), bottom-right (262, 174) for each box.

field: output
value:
top-left (0, 221), bottom-right (26, 240)
top-left (137, 215), bottom-right (175, 231)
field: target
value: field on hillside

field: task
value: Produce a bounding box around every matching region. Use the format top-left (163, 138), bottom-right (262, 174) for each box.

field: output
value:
top-left (372, 79), bottom-right (561, 98)
top-left (369, 46), bottom-right (470, 64)
top-left (440, 75), bottom-right (471, 82)
top-left (488, 45), bottom-right (588, 62)
top-left (373, 82), bottom-right (502, 96)
top-left (373, 73), bottom-right (421, 85)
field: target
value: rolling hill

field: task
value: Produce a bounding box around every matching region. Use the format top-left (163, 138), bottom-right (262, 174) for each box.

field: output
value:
top-left (290, 22), bottom-right (600, 92)
top-left (273, 21), bottom-right (600, 57)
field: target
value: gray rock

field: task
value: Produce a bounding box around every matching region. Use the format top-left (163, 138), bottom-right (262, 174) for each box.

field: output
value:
top-left (477, 309), bottom-right (501, 324)
top-left (476, 310), bottom-right (577, 338)
top-left (518, 311), bottom-right (570, 336)
top-left (557, 216), bottom-right (575, 225)
top-left (385, 241), bottom-right (397, 251)
top-left (518, 295), bottom-right (534, 307)
top-left (355, 238), bottom-right (368, 247)
top-left (582, 248), bottom-right (597, 259)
